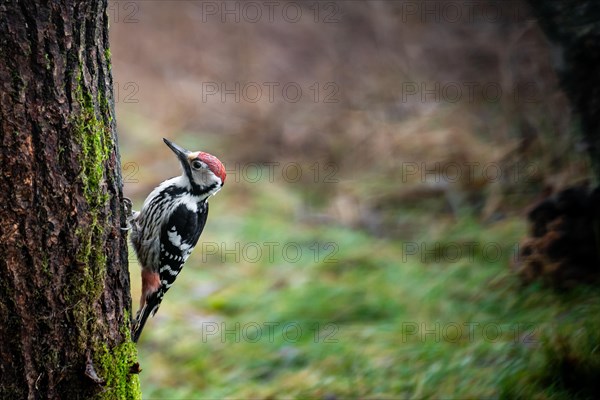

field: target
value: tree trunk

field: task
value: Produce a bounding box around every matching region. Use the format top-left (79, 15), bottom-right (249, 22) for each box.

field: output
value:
top-left (526, 0), bottom-right (600, 182)
top-left (0, 1), bottom-right (140, 399)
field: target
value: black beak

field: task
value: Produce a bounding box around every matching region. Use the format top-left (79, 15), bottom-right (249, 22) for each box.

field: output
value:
top-left (163, 138), bottom-right (190, 164)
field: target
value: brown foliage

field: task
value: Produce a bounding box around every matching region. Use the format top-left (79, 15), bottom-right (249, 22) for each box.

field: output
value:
top-left (514, 186), bottom-right (600, 287)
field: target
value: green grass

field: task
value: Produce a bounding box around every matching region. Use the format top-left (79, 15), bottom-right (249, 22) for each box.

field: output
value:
top-left (129, 173), bottom-right (600, 399)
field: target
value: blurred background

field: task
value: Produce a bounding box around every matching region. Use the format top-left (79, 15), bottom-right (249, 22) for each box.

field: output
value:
top-left (111, 1), bottom-right (599, 398)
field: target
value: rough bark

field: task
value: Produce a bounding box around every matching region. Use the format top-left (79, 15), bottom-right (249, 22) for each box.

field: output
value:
top-left (0, 1), bottom-right (140, 399)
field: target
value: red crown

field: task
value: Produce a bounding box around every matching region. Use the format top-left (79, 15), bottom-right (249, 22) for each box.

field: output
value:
top-left (198, 152), bottom-right (226, 183)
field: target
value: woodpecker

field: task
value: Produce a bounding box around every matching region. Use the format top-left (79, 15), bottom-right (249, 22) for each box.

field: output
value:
top-left (130, 138), bottom-right (226, 342)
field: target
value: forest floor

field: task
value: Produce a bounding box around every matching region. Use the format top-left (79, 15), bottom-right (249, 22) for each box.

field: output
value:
top-left (128, 168), bottom-right (600, 399)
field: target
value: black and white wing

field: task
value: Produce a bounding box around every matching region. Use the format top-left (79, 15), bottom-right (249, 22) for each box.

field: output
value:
top-left (157, 201), bottom-right (209, 296)
top-left (132, 200), bottom-right (209, 342)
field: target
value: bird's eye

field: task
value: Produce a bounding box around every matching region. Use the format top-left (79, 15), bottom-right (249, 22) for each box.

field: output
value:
top-left (192, 160), bottom-right (203, 170)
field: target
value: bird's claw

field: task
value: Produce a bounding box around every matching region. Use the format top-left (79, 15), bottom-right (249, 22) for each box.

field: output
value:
top-left (123, 197), bottom-right (133, 217)
top-left (121, 197), bottom-right (137, 231)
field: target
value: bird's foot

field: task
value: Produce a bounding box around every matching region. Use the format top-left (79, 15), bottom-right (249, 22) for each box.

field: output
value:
top-left (123, 197), bottom-right (133, 217)
top-left (121, 197), bottom-right (138, 231)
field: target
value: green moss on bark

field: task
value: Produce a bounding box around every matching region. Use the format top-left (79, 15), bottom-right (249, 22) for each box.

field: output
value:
top-left (104, 48), bottom-right (112, 70)
top-left (68, 72), bottom-right (111, 324)
top-left (75, 80), bottom-right (110, 207)
top-left (95, 341), bottom-right (141, 400)
top-left (69, 70), bottom-right (141, 398)
top-left (94, 312), bottom-right (141, 400)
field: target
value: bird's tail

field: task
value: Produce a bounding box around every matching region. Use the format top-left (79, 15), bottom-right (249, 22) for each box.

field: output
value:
top-left (132, 291), bottom-right (162, 343)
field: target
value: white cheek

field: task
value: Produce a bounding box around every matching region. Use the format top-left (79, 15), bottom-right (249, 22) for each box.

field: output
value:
top-left (212, 179), bottom-right (223, 196)
top-left (194, 169), bottom-right (221, 187)
top-left (206, 172), bottom-right (219, 185)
